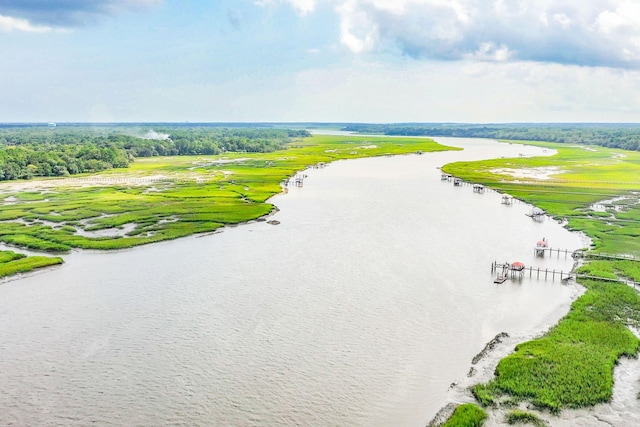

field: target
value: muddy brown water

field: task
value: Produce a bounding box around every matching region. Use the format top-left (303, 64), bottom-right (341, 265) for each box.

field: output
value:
top-left (0, 138), bottom-right (586, 426)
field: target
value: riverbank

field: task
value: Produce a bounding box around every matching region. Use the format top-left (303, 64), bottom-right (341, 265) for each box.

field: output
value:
top-left (439, 139), bottom-right (640, 425)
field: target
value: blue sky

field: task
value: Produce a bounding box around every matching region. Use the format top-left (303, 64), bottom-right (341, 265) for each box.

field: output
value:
top-left (2, 0), bottom-right (640, 123)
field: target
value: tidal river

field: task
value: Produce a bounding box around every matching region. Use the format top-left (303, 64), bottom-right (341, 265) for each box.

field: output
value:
top-left (0, 137), bottom-right (585, 426)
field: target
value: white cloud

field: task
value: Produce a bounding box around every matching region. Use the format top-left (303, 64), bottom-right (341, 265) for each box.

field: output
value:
top-left (278, 60), bottom-right (640, 122)
top-left (0, 14), bottom-right (51, 32)
top-left (595, 1), bottom-right (640, 33)
top-left (336, 0), bottom-right (377, 53)
top-left (6, 50), bottom-right (640, 123)
top-left (553, 13), bottom-right (572, 29)
top-left (265, 0), bottom-right (640, 68)
top-left (465, 42), bottom-right (512, 62)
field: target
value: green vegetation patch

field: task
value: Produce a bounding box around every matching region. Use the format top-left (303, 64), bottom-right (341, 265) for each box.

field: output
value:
top-left (0, 250), bottom-right (25, 263)
top-left (441, 403), bottom-right (487, 427)
top-left (505, 410), bottom-right (546, 426)
top-left (0, 250), bottom-right (62, 278)
top-left (0, 234), bottom-right (71, 252)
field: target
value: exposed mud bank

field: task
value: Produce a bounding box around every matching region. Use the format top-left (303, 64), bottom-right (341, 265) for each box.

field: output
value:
top-left (428, 280), bottom-right (587, 426)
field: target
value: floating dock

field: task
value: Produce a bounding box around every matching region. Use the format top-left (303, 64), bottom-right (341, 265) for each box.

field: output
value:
top-left (493, 275), bottom-right (508, 284)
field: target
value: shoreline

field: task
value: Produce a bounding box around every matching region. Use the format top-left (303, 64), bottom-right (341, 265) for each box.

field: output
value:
top-left (453, 231), bottom-right (618, 426)
top-left (437, 138), bottom-right (640, 426)
top-left (428, 278), bottom-right (587, 426)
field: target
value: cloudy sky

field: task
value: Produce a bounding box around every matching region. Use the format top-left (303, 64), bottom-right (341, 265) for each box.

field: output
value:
top-left (2, 0), bottom-right (640, 123)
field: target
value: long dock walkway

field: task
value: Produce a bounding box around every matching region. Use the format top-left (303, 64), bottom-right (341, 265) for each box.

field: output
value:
top-left (576, 250), bottom-right (640, 262)
top-left (533, 247), bottom-right (640, 262)
top-left (491, 261), bottom-right (639, 287)
top-left (534, 247), bottom-right (579, 258)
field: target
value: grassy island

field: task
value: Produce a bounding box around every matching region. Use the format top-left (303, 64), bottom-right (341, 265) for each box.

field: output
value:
top-left (440, 141), bottom-right (640, 423)
top-left (0, 249), bottom-right (62, 278)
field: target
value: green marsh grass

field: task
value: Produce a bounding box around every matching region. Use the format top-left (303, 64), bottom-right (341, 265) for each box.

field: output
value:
top-left (505, 410), bottom-right (546, 426)
top-left (441, 403), bottom-right (487, 427)
top-left (0, 250), bottom-right (25, 263)
top-left (0, 250), bottom-right (63, 278)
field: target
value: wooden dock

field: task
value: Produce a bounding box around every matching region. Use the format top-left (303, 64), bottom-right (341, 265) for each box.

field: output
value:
top-left (574, 250), bottom-right (640, 262)
top-left (490, 261), bottom-right (639, 287)
top-left (535, 248), bottom-right (640, 262)
top-left (491, 261), bottom-right (526, 279)
top-left (533, 247), bottom-right (580, 259)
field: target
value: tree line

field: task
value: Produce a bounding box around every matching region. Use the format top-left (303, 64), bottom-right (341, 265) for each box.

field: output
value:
top-left (0, 126), bottom-right (310, 181)
top-left (342, 123), bottom-right (640, 151)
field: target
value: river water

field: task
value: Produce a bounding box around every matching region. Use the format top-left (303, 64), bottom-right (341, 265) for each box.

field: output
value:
top-left (0, 138), bottom-right (586, 426)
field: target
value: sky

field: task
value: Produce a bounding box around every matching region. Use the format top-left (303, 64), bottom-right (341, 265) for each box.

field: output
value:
top-left (2, 0), bottom-right (640, 123)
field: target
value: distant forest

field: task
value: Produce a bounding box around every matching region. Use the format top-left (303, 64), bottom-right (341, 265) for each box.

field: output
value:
top-left (3, 121), bottom-right (639, 182)
top-left (342, 123), bottom-right (640, 151)
top-left (0, 125), bottom-right (309, 181)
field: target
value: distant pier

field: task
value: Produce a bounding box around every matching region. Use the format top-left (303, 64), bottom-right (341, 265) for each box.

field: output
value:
top-left (439, 175), bottom-right (520, 206)
top-left (525, 208), bottom-right (546, 221)
top-left (282, 172), bottom-right (310, 188)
